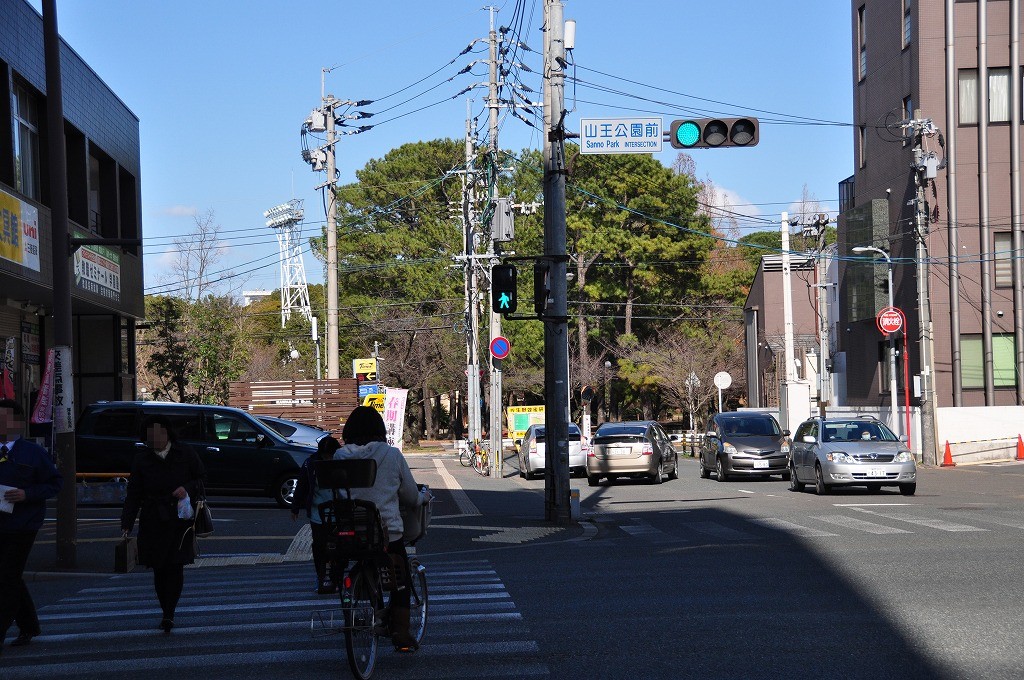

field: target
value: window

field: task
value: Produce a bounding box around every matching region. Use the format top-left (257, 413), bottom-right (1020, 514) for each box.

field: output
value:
top-left (989, 67), bottom-right (1010, 122)
top-left (959, 68), bottom-right (1012, 125)
top-left (962, 334), bottom-right (1018, 388)
top-left (903, 0), bottom-right (912, 47)
top-left (858, 6), bottom-right (867, 80)
top-left (858, 125), bottom-right (867, 168)
top-left (88, 154), bottom-right (101, 231)
top-left (995, 232), bottom-right (1014, 288)
top-left (11, 81), bottom-right (41, 201)
top-left (903, 95), bottom-right (914, 121)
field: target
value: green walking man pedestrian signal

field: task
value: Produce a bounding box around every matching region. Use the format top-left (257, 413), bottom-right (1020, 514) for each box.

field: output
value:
top-left (491, 264), bottom-right (518, 315)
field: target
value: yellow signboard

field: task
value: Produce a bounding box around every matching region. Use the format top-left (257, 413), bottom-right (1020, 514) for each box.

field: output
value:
top-left (362, 393), bottom-right (386, 414)
top-left (506, 405), bottom-right (545, 442)
top-left (352, 357), bottom-right (378, 381)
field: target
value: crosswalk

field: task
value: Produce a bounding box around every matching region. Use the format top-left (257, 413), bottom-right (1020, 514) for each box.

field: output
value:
top-left (2, 559), bottom-right (548, 679)
top-left (598, 507), bottom-right (1024, 545)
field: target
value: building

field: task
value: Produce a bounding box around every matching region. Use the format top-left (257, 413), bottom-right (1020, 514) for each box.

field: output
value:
top-left (1, 1), bottom-right (143, 416)
top-left (744, 254), bottom-right (832, 413)
top-left (840, 0), bottom-right (1023, 416)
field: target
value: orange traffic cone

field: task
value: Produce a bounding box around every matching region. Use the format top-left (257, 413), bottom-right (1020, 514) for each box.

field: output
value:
top-left (1016, 435), bottom-right (1024, 462)
top-left (941, 441), bottom-right (956, 467)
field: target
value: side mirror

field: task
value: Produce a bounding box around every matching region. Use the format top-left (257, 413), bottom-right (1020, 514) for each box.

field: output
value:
top-left (898, 434), bottom-right (908, 442)
top-left (783, 430), bottom-right (791, 437)
top-left (802, 435), bottom-right (816, 444)
top-left (706, 431), bottom-right (718, 439)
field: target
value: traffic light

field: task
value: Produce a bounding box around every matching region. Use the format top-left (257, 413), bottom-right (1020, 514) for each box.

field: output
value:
top-left (492, 264), bottom-right (518, 315)
top-left (669, 117), bottom-right (759, 149)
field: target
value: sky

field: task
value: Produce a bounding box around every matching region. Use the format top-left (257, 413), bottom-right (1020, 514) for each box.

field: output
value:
top-left (28, 0), bottom-right (854, 296)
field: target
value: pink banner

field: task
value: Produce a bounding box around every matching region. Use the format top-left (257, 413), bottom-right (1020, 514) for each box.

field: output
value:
top-left (31, 348), bottom-right (55, 424)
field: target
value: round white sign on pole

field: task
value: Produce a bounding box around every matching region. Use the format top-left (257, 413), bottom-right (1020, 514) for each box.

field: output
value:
top-left (713, 371), bottom-right (732, 390)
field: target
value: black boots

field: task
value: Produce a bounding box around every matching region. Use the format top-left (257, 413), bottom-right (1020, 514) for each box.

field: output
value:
top-left (390, 607), bottom-right (418, 652)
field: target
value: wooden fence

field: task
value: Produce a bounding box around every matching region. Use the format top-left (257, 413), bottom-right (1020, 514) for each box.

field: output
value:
top-left (228, 379), bottom-right (359, 430)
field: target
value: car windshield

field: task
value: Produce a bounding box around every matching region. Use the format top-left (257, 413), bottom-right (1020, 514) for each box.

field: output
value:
top-left (533, 425), bottom-right (582, 442)
top-left (720, 417), bottom-right (780, 437)
top-left (822, 421), bottom-right (898, 443)
top-left (595, 425), bottom-right (646, 439)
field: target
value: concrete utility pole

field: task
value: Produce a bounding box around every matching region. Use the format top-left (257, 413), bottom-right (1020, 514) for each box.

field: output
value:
top-left (462, 101), bottom-right (483, 446)
top-left (43, 0), bottom-right (77, 568)
top-left (910, 116), bottom-right (939, 465)
top-left (813, 215), bottom-right (832, 418)
top-left (486, 6), bottom-right (505, 475)
top-left (542, 0), bottom-right (572, 524)
top-left (324, 95), bottom-right (340, 379)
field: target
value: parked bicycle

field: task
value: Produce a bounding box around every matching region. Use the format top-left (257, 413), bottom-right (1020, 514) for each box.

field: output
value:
top-left (310, 459), bottom-right (431, 679)
top-left (473, 441), bottom-right (489, 476)
top-left (459, 440), bottom-right (475, 467)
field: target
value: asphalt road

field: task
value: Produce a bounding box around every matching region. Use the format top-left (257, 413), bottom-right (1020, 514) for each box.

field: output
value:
top-left (11, 452), bottom-right (1024, 678)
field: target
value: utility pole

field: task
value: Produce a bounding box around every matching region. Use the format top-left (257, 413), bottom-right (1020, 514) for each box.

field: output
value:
top-left (910, 115), bottom-right (939, 465)
top-left (462, 101), bottom-right (483, 446)
top-left (542, 0), bottom-right (571, 524)
top-left (43, 0), bottom-right (77, 568)
top-left (324, 95), bottom-right (340, 379)
top-left (812, 214), bottom-right (832, 418)
top-left (486, 6), bottom-right (504, 476)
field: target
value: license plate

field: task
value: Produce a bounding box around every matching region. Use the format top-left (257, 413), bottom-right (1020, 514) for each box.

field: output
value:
top-left (754, 460), bottom-right (769, 469)
top-left (868, 468), bottom-right (886, 477)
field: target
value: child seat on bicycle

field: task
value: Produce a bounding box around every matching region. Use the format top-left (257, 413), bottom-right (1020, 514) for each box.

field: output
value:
top-left (334, 406), bottom-right (424, 652)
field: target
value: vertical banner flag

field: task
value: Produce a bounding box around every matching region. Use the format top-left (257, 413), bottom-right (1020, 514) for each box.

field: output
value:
top-left (52, 346), bottom-right (75, 433)
top-left (31, 348), bottom-right (55, 424)
top-left (382, 388), bottom-right (408, 452)
top-left (0, 337), bottom-right (15, 400)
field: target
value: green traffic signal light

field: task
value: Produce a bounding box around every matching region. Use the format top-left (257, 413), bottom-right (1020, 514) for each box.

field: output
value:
top-left (674, 120), bottom-right (700, 147)
top-left (491, 264), bottom-right (518, 315)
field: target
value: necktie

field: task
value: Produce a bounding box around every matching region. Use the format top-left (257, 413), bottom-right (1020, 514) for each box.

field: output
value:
top-left (0, 444), bottom-right (8, 463)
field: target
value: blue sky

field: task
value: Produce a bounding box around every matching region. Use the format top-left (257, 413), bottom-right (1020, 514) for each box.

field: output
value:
top-left (30, 0), bottom-right (853, 294)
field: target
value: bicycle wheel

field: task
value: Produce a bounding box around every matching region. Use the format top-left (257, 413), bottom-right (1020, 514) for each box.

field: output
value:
top-left (459, 446), bottom-right (472, 467)
top-left (408, 559), bottom-right (428, 645)
top-left (344, 567), bottom-right (380, 680)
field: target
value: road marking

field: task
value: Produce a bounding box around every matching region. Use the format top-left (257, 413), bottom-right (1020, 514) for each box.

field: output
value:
top-left (738, 489), bottom-right (756, 494)
top-left (434, 458), bottom-right (482, 517)
top-left (749, 517), bottom-right (838, 537)
top-left (833, 503), bottom-right (913, 507)
top-left (849, 507), bottom-right (987, 532)
top-left (814, 515), bottom-right (911, 534)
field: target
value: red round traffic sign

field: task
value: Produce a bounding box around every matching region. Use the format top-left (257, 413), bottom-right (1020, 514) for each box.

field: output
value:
top-left (876, 306), bottom-right (905, 335)
top-left (489, 336), bottom-right (511, 360)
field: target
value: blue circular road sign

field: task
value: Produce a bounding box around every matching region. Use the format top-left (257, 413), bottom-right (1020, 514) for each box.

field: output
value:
top-left (490, 336), bottom-right (511, 360)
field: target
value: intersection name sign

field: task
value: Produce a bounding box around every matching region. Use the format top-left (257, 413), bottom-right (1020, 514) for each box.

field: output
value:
top-left (580, 117), bottom-right (663, 155)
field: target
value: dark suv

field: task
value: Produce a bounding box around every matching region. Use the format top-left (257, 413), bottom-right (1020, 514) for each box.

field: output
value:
top-left (76, 401), bottom-right (317, 507)
top-left (699, 412), bottom-right (791, 482)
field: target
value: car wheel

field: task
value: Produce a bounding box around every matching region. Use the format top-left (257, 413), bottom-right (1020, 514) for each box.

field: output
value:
top-left (649, 462), bottom-right (663, 485)
top-left (667, 455), bottom-right (679, 481)
top-left (274, 473), bottom-right (299, 508)
top-left (814, 464), bottom-right (830, 496)
top-left (587, 474), bottom-right (600, 487)
top-left (899, 483), bottom-right (917, 496)
top-left (789, 463), bottom-right (804, 492)
top-left (716, 457), bottom-right (729, 482)
top-left (866, 483), bottom-right (882, 493)
top-left (699, 459), bottom-right (710, 479)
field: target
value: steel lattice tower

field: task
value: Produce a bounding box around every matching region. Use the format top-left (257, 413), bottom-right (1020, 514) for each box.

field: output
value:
top-left (264, 200), bottom-right (312, 328)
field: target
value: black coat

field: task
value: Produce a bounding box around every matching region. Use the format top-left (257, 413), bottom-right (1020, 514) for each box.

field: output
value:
top-left (120, 442), bottom-right (207, 568)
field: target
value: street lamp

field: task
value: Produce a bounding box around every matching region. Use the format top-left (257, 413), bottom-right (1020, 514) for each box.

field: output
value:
top-left (604, 360), bottom-right (612, 424)
top-left (853, 245), bottom-right (900, 437)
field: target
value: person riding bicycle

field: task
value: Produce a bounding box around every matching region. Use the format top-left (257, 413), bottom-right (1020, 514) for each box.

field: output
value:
top-left (335, 406), bottom-right (422, 652)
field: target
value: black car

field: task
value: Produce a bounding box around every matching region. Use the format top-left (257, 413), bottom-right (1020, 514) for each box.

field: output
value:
top-left (76, 401), bottom-right (316, 507)
top-left (699, 412), bottom-right (791, 482)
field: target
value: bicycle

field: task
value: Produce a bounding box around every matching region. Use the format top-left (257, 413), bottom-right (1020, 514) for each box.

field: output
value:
top-left (459, 440), bottom-right (475, 467)
top-left (310, 459), bottom-right (431, 680)
top-left (473, 441), bottom-right (489, 476)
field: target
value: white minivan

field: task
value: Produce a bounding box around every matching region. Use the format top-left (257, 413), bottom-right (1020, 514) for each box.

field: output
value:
top-left (517, 423), bottom-right (588, 479)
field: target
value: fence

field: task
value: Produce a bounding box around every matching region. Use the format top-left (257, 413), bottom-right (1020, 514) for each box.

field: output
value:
top-left (228, 379), bottom-right (360, 430)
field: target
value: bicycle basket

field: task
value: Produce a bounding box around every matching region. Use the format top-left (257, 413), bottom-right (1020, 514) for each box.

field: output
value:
top-left (400, 484), bottom-right (434, 545)
top-left (319, 498), bottom-right (389, 558)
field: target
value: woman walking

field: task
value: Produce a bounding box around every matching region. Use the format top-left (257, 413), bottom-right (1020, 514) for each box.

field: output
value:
top-left (120, 415), bottom-right (206, 633)
top-left (291, 434), bottom-right (341, 594)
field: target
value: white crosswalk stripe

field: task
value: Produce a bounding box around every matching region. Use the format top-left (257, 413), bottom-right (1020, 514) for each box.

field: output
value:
top-left (1, 559), bottom-right (548, 679)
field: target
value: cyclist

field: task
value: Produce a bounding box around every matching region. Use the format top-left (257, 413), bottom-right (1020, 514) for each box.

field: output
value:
top-left (335, 406), bottom-right (422, 652)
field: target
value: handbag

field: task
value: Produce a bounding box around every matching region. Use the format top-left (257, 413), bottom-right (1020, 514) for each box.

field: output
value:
top-left (193, 497), bottom-right (214, 537)
top-left (115, 536), bottom-right (138, 573)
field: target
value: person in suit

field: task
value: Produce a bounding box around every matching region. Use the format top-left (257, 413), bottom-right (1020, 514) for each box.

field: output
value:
top-left (291, 434), bottom-right (342, 594)
top-left (120, 415), bottom-right (206, 633)
top-left (0, 399), bottom-right (63, 654)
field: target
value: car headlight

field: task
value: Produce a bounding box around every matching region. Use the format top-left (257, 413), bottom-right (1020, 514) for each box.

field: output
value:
top-left (723, 442), bottom-right (738, 454)
top-left (827, 451), bottom-right (854, 464)
top-left (893, 450), bottom-right (912, 463)
top-left (780, 443), bottom-right (790, 454)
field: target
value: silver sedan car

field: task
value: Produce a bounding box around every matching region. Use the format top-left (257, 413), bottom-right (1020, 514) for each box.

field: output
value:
top-left (789, 417), bottom-right (917, 495)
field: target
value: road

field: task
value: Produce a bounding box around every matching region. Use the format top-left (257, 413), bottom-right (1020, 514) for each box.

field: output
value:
top-left (11, 452), bottom-right (1024, 678)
